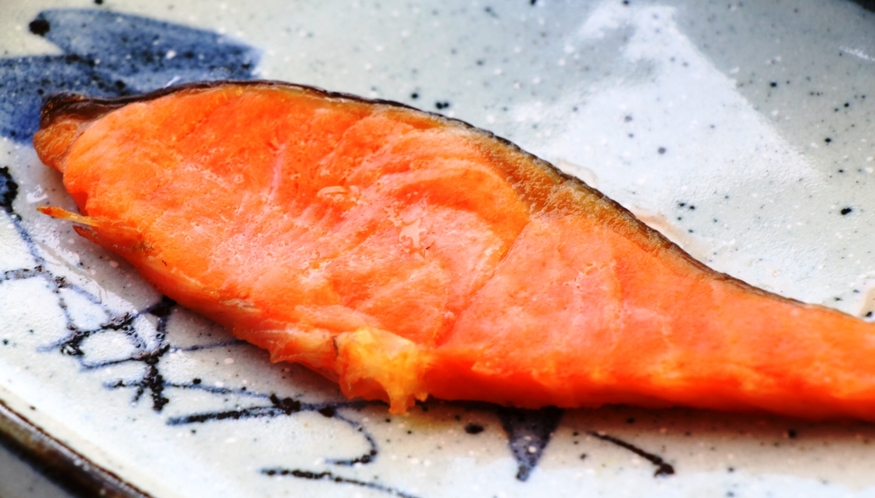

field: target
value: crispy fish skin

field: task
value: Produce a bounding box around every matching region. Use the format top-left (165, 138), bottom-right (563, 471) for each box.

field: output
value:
top-left (33, 80), bottom-right (875, 418)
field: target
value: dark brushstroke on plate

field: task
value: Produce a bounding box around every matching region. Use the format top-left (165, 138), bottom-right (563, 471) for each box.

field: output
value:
top-left (260, 468), bottom-right (421, 498)
top-left (0, 164), bottom-right (150, 498)
top-left (496, 406), bottom-right (564, 481)
top-left (850, 0), bottom-right (875, 12)
top-left (588, 430), bottom-right (675, 477)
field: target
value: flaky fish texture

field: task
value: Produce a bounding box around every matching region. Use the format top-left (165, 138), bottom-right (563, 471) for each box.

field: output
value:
top-left (33, 80), bottom-right (875, 419)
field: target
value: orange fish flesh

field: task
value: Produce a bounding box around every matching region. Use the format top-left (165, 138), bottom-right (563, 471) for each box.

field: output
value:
top-left (32, 81), bottom-right (875, 419)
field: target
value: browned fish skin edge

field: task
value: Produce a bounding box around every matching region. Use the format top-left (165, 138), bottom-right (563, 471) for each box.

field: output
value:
top-left (37, 80), bottom-right (847, 317)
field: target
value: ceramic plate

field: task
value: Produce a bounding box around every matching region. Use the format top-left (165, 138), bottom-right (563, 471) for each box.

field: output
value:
top-left (3, 1), bottom-right (875, 497)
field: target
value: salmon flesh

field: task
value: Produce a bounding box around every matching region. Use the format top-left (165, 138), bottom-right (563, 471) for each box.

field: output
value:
top-left (32, 81), bottom-right (875, 418)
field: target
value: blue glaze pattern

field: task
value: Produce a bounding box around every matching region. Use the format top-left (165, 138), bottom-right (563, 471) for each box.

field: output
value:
top-left (0, 8), bottom-right (259, 142)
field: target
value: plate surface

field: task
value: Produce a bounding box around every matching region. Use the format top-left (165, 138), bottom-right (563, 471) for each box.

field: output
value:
top-left (3, 0), bottom-right (875, 497)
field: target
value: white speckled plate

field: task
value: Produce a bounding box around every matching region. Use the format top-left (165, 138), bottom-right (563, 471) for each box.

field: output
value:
top-left (3, 1), bottom-right (875, 497)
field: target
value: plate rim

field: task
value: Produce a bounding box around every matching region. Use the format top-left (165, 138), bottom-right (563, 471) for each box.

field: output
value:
top-left (0, 398), bottom-right (151, 498)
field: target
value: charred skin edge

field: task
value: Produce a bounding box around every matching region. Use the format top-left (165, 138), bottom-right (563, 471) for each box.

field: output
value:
top-left (39, 80), bottom-right (833, 315)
